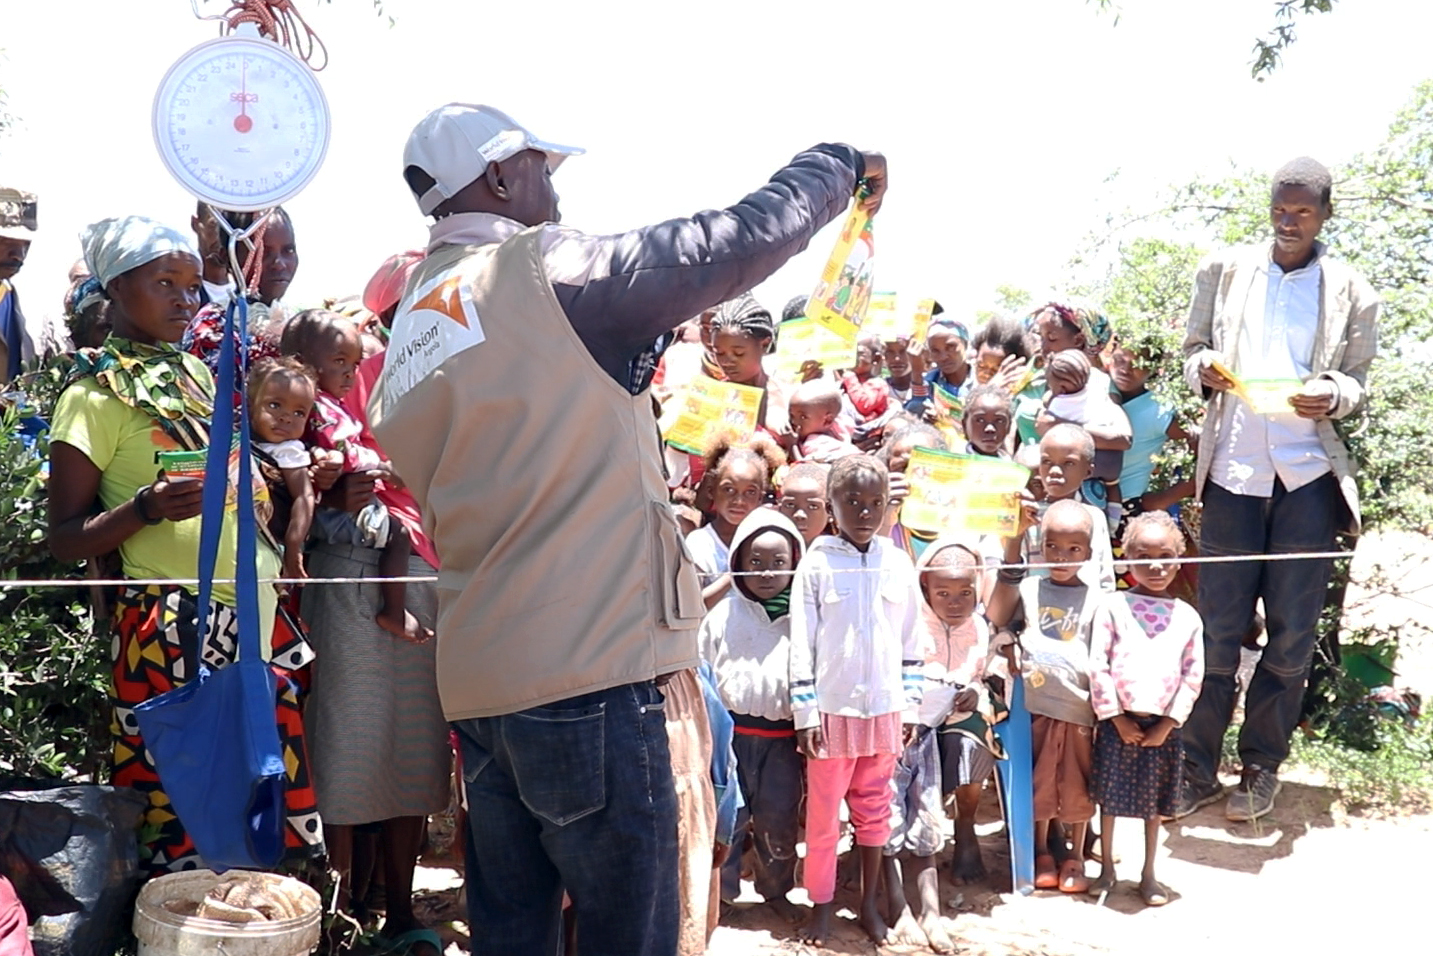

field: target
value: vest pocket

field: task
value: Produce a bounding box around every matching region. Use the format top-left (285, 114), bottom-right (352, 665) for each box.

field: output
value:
top-left (651, 501), bottom-right (705, 629)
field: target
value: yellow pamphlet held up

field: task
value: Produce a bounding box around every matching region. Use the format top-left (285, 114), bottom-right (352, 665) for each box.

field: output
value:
top-left (771, 318), bottom-right (857, 381)
top-left (862, 292), bottom-right (901, 341)
top-left (1210, 361), bottom-right (1303, 415)
top-left (910, 298), bottom-right (937, 349)
top-left (660, 377), bottom-right (765, 455)
top-left (805, 202), bottom-right (875, 345)
top-left (902, 448), bottom-right (1031, 536)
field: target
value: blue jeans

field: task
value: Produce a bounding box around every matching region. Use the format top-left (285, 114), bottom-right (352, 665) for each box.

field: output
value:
top-left (454, 680), bottom-right (678, 956)
top-left (1183, 475), bottom-right (1340, 786)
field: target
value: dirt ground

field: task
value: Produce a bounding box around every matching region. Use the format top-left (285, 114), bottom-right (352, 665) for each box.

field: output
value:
top-left (410, 530), bottom-right (1433, 955)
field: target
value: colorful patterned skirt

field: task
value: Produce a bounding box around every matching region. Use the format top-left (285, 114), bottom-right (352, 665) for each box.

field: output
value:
top-left (111, 583), bottom-right (323, 875)
top-left (1091, 715), bottom-right (1183, 820)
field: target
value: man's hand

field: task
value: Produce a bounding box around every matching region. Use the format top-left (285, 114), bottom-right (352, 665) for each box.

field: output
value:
top-left (713, 842), bottom-right (731, 869)
top-left (858, 152), bottom-right (888, 215)
top-left (321, 470), bottom-right (380, 513)
top-left (1197, 354), bottom-right (1237, 393)
top-left (1111, 713), bottom-right (1146, 746)
top-left (901, 722), bottom-right (919, 747)
top-left (994, 354), bottom-right (1028, 394)
top-left (797, 727), bottom-right (824, 760)
top-left (1290, 379), bottom-right (1338, 419)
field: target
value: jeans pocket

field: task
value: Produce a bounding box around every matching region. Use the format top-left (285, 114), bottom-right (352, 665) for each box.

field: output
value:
top-left (505, 701), bottom-right (607, 827)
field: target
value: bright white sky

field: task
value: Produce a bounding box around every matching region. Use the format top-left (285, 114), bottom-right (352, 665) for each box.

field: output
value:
top-left (3, 0), bottom-right (1432, 326)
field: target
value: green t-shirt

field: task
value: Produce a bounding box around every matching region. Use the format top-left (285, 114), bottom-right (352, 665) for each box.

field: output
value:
top-left (50, 372), bottom-right (278, 646)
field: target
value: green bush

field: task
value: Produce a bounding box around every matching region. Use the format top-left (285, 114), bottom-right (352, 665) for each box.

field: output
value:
top-left (0, 362), bottom-right (110, 781)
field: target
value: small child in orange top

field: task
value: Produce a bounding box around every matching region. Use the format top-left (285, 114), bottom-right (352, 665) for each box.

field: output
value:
top-left (280, 309), bottom-right (431, 643)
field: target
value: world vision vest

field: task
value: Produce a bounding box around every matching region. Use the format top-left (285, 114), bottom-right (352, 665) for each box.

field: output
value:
top-left (370, 226), bottom-right (703, 719)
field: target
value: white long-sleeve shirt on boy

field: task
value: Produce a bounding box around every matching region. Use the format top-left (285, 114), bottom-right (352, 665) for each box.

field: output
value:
top-left (1089, 591), bottom-right (1206, 726)
top-left (789, 534), bottom-right (924, 731)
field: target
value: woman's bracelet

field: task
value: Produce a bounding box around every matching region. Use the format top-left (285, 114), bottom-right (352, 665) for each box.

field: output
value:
top-left (133, 485), bottom-right (164, 526)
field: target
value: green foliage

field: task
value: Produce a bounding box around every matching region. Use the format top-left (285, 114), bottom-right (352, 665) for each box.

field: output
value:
top-left (1288, 715), bottom-right (1433, 812)
top-left (1088, 0), bottom-right (1340, 79)
top-left (0, 366), bottom-right (108, 781)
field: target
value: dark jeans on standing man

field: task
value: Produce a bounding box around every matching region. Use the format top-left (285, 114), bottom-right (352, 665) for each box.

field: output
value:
top-left (1183, 474), bottom-right (1341, 788)
top-left (454, 680), bottom-right (679, 956)
top-left (719, 723), bottom-right (804, 904)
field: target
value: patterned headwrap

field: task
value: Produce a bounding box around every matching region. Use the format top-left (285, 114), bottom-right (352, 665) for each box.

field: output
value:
top-left (1026, 302), bottom-right (1077, 334)
top-left (362, 250), bottom-right (427, 317)
top-left (1073, 307), bottom-right (1112, 351)
top-left (80, 216), bottom-right (198, 289)
top-left (64, 275), bottom-right (105, 319)
top-left (928, 316), bottom-right (971, 344)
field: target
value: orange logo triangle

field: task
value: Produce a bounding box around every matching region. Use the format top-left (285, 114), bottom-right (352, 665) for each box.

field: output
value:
top-left (411, 275), bottom-right (468, 328)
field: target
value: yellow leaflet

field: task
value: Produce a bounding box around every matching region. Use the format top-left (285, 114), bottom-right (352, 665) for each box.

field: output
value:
top-left (1241, 378), bottom-right (1305, 415)
top-left (902, 447), bottom-right (1031, 537)
top-left (659, 377), bottom-right (766, 455)
top-left (770, 318), bottom-right (857, 381)
top-left (910, 298), bottom-right (937, 349)
top-left (805, 202), bottom-right (875, 345)
top-left (1210, 361), bottom-right (1303, 415)
top-left (862, 292), bottom-right (901, 341)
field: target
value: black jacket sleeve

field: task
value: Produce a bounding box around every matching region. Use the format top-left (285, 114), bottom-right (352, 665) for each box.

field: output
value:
top-left (543, 144), bottom-right (865, 382)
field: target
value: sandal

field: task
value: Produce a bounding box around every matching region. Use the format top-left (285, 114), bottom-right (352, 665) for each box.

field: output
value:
top-left (1034, 853), bottom-right (1059, 889)
top-left (1140, 881), bottom-right (1170, 907)
top-left (1058, 858), bottom-right (1090, 894)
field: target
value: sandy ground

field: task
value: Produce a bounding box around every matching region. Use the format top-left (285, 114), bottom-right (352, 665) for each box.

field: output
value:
top-left (408, 530), bottom-right (1433, 955)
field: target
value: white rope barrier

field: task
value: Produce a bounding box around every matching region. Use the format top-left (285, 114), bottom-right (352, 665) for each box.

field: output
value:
top-left (0, 550), bottom-right (1355, 590)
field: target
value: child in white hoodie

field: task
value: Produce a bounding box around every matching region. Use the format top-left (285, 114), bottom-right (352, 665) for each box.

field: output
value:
top-left (790, 455), bottom-right (923, 947)
top-left (702, 509), bottom-right (806, 920)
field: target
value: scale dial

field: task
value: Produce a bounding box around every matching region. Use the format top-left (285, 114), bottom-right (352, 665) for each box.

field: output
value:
top-left (152, 34), bottom-right (330, 212)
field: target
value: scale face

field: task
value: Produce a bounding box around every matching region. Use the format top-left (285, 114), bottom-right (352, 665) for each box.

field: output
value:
top-left (152, 34), bottom-right (330, 212)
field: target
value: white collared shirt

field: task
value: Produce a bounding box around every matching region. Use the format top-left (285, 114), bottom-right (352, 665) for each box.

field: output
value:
top-left (1210, 254), bottom-right (1331, 497)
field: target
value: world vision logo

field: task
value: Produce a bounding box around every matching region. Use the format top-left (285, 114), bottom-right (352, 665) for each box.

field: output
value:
top-left (410, 273), bottom-right (470, 329)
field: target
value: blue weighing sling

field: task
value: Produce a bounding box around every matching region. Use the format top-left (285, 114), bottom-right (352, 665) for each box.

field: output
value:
top-left (132, 296), bottom-right (286, 872)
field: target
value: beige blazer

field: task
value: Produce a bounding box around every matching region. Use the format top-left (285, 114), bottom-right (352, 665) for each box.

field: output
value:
top-left (1181, 241), bottom-right (1380, 532)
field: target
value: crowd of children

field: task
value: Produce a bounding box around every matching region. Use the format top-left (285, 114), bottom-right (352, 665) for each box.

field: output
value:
top-left (662, 294), bottom-right (1208, 951)
top-left (14, 193), bottom-right (1208, 955)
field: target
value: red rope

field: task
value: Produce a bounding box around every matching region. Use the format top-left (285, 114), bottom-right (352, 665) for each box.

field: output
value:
top-left (217, 0), bottom-right (328, 70)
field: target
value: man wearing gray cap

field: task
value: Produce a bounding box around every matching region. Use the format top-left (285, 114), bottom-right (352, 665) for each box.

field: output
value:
top-left (370, 102), bottom-right (884, 955)
top-left (0, 187), bottom-right (40, 382)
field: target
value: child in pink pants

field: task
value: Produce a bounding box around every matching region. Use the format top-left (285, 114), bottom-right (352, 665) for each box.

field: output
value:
top-left (790, 456), bottom-right (924, 946)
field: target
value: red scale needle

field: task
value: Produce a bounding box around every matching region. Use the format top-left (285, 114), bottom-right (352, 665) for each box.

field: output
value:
top-left (232, 59), bottom-right (254, 134)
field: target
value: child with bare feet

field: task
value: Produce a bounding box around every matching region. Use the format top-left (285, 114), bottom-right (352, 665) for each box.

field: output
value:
top-left (281, 309), bottom-right (430, 642)
top-left (702, 509), bottom-right (807, 922)
top-left (248, 357), bottom-right (323, 581)
top-left (1088, 512), bottom-right (1205, 906)
top-left (883, 541), bottom-right (1004, 954)
top-left (790, 455), bottom-right (924, 946)
top-left (989, 499), bottom-right (1102, 894)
